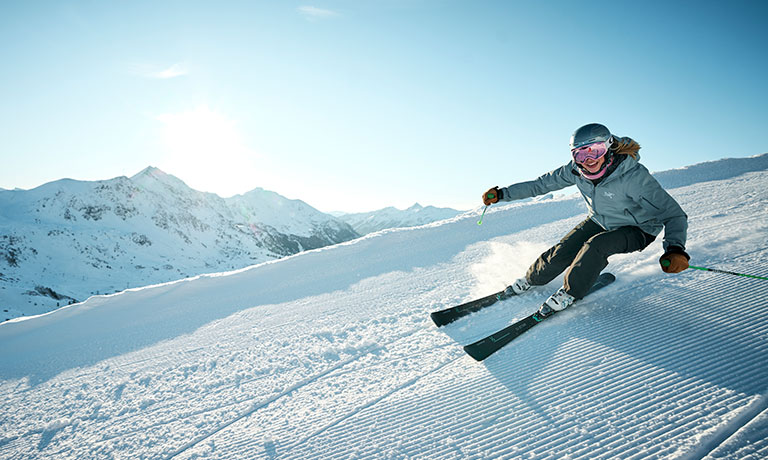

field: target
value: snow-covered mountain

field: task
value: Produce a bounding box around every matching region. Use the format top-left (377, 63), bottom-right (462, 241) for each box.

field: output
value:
top-left (339, 203), bottom-right (464, 235)
top-left (1, 153), bottom-right (767, 460)
top-left (0, 167), bottom-right (358, 321)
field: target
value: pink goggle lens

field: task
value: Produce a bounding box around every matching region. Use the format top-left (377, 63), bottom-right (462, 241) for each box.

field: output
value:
top-left (572, 141), bottom-right (609, 164)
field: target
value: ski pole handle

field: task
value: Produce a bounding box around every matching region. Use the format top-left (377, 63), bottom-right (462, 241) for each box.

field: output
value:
top-left (482, 188), bottom-right (499, 206)
top-left (479, 188), bottom-right (500, 225)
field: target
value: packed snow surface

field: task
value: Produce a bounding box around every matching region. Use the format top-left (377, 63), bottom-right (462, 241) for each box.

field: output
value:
top-left (1, 154), bottom-right (767, 459)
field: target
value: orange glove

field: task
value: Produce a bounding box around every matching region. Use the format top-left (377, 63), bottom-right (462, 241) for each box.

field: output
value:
top-left (660, 247), bottom-right (690, 273)
top-left (482, 187), bottom-right (501, 206)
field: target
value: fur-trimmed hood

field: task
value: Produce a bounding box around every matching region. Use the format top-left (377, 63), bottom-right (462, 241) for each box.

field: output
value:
top-left (612, 136), bottom-right (641, 160)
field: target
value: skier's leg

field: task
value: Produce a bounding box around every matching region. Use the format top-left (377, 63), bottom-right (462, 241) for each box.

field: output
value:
top-left (564, 226), bottom-right (655, 299)
top-left (526, 218), bottom-right (603, 286)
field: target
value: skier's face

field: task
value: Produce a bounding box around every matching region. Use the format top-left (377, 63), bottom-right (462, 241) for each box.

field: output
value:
top-left (581, 155), bottom-right (605, 173)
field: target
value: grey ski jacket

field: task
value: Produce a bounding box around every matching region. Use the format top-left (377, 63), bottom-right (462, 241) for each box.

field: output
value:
top-left (499, 154), bottom-right (688, 251)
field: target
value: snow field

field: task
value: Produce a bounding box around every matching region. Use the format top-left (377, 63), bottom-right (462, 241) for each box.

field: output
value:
top-left (1, 163), bottom-right (767, 459)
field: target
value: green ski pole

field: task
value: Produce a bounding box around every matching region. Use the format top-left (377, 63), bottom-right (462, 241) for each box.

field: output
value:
top-left (477, 205), bottom-right (489, 226)
top-left (478, 191), bottom-right (496, 225)
top-left (687, 265), bottom-right (768, 281)
top-left (662, 260), bottom-right (768, 281)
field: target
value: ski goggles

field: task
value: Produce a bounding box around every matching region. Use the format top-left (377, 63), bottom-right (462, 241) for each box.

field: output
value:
top-left (571, 141), bottom-right (609, 164)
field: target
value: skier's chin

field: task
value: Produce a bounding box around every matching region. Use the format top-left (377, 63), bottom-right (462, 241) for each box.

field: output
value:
top-left (583, 164), bottom-right (601, 173)
top-left (580, 157), bottom-right (605, 173)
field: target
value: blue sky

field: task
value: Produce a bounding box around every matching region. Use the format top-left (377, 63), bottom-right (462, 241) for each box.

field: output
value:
top-left (1, 1), bottom-right (766, 213)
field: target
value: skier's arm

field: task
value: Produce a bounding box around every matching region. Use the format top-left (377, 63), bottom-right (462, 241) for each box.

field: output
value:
top-left (629, 165), bottom-right (688, 251)
top-left (499, 163), bottom-right (578, 201)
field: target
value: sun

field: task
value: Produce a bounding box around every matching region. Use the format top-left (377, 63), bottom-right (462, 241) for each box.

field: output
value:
top-left (155, 105), bottom-right (260, 196)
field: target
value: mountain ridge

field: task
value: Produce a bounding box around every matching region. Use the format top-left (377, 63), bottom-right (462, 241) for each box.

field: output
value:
top-left (0, 167), bottom-right (359, 321)
top-left (338, 202), bottom-right (465, 235)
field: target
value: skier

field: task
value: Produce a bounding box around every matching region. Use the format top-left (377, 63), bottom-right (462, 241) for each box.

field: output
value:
top-left (482, 123), bottom-right (689, 318)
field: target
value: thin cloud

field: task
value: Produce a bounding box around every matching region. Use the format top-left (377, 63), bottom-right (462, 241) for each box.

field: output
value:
top-left (298, 6), bottom-right (340, 20)
top-left (130, 63), bottom-right (189, 79)
top-left (152, 63), bottom-right (189, 79)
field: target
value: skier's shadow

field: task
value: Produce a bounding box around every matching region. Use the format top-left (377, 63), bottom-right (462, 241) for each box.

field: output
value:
top-left (437, 288), bottom-right (562, 424)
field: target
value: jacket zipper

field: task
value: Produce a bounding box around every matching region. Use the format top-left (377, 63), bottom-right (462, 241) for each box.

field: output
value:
top-left (590, 182), bottom-right (601, 227)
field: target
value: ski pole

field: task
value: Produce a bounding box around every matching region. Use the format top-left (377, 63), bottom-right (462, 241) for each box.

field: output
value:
top-left (477, 205), bottom-right (489, 226)
top-left (478, 191), bottom-right (497, 226)
top-left (688, 265), bottom-right (768, 281)
top-left (662, 260), bottom-right (768, 281)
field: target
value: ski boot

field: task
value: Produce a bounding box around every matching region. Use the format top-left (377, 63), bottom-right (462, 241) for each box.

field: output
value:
top-left (503, 277), bottom-right (531, 297)
top-left (533, 287), bottom-right (575, 321)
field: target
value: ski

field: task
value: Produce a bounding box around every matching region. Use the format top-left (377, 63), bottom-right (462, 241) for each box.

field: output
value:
top-left (431, 288), bottom-right (517, 327)
top-left (463, 273), bottom-right (616, 361)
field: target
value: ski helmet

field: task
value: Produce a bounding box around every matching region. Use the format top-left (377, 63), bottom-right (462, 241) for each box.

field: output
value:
top-left (570, 123), bottom-right (615, 180)
top-left (569, 123), bottom-right (613, 150)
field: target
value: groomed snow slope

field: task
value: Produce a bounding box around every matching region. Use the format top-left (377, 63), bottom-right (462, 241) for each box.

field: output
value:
top-left (1, 156), bottom-right (767, 460)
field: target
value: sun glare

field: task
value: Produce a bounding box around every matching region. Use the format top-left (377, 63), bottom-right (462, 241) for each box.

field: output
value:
top-left (155, 105), bottom-right (260, 196)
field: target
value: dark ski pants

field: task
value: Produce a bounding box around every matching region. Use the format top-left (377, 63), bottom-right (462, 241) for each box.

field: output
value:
top-left (526, 218), bottom-right (655, 299)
